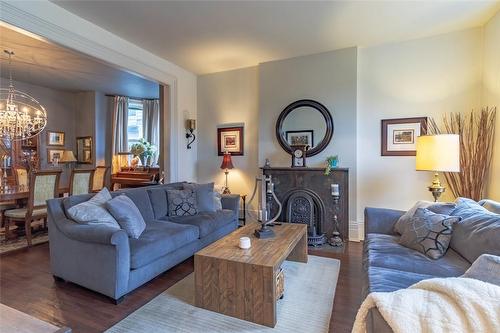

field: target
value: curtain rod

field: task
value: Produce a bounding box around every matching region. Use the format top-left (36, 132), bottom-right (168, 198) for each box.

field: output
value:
top-left (105, 94), bottom-right (159, 101)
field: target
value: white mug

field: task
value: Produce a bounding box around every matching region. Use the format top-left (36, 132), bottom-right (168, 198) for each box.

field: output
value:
top-left (239, 236), bottom-right (251, 249)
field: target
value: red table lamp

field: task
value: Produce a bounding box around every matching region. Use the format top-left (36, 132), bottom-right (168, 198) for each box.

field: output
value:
top-left (220, 152), bottom-right (234, 194)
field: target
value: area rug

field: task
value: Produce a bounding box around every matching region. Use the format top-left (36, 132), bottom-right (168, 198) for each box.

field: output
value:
top-left (0, 221), bottom-right (48, 254)
top-left (106, 255), bottom-right (340, 333)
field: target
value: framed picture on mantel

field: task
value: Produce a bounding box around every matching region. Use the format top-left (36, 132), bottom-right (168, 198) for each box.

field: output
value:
top-left (381, 117), bottom-right (427, 156)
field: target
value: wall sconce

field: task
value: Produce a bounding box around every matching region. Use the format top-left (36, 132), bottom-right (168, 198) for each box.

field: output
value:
top-left (185, 119), bottom-right (196, 149)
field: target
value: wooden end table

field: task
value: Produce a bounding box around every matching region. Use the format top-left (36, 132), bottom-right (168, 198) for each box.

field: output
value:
top-left (194, 222), bottom-right (307, 327)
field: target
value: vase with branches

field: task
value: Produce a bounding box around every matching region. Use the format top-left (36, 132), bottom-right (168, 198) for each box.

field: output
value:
top-left (428, 107), bottom-right (496, 201)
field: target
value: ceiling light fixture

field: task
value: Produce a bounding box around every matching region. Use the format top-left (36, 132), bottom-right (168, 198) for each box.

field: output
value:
top-left (0, 50), bottom-right (47, 141)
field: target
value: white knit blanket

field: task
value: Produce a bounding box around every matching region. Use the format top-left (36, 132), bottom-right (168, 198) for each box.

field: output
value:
top-left (352, 277), bottom-right (500, 333)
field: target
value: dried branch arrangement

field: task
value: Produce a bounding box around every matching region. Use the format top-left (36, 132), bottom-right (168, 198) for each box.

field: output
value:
top-left (428, 107), bottom-right (496, 201)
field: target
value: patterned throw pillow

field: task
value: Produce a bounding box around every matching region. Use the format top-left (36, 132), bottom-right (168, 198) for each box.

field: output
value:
top-left (167, 189), bottom-right (198, 216)
top-left (399, 208), bottom-right (461, 259)
top-left (394, 201), bottom-right (456, 235)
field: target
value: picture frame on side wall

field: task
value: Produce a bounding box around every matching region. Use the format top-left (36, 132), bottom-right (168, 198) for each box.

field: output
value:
top-left (381, 117), bottom-right (427, 156)
top-left (47, 148), bottom-right (65, 164)
top-left (217, 126), bottom-right (244, 156)
top-left (47, 131), bottom-right (65, 146)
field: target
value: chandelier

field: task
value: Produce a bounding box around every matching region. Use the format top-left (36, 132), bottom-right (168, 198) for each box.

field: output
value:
top-left (0, 50), bottom-right (47, 141)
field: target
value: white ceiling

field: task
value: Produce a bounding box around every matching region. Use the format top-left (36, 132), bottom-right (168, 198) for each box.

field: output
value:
top-left (0, 25), bottom-right (159, 98)
top-left (52, 1), bottom-right (500, 75)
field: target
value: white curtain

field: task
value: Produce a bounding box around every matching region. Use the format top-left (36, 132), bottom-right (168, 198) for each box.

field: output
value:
top-left (111, 96), bottom-right (129, 172)
top-left (142, 99), bottom-right (160, 165)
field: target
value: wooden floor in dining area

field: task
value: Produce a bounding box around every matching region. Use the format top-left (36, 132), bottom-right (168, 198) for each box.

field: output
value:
top-left (0, 241), bottom-right (363, 333)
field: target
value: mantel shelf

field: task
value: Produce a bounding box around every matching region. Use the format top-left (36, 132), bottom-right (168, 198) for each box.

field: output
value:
top-left (260, 166), bottom-right (349, 172)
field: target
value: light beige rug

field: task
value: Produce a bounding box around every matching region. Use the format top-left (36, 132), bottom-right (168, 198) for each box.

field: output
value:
top-left (106, 255), bottom-right (340, 333)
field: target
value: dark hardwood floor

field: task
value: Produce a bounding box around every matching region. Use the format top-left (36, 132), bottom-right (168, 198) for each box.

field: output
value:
top-left (0, 241), bottom-right (363, 332)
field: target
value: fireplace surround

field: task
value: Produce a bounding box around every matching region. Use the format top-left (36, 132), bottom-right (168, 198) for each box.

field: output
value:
top-left (262, 167), bottom-right (349, 244)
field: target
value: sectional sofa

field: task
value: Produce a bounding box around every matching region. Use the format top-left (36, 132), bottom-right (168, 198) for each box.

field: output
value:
top-left (47, 182), bottom-right (240, 303)
top-left (362, 198), bottom-right (500, 333)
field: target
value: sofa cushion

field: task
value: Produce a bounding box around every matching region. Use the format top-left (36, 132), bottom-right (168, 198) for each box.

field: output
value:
top-left (364, 265), bottom-right (436, 296)
top-left (106, 194), bottom-right (146, 239)
top-left (479, 199), bottom-right (500, 214)
top-left (183, 182), bottom-right (215, 212)
top-left (147, 187), bottom-right (169, 218)
top-left (364, 233), bottom-right (470, 277)
top-left (450, 197), bottom-right (500, 263)
top-left (164, 209), bottom-right (235, 238)
top-left (114, 187), bottom-right (155, 221)
top-left (129, 220), bottom-right (199, 269)
top-left (399, 208), bottom-right (460, 259)
top-left (394, 201), bottom-right (456, 235)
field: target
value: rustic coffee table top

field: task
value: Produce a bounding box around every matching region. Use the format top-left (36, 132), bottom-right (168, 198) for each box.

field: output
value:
top-left (196, 222), bottom-right (307, 270)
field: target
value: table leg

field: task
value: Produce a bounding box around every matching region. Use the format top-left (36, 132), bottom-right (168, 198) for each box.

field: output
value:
top-left (286, 231), bottom-right (308, 263)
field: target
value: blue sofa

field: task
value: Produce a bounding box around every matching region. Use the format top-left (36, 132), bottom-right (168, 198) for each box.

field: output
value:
top-left (362, 198), bottom-right (500, 333)
top-left (47, 183), bottom-right (240, 303)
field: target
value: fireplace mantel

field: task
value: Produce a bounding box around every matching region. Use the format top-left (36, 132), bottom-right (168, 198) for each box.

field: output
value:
top-left (262, 166), bottom-right (349, 242)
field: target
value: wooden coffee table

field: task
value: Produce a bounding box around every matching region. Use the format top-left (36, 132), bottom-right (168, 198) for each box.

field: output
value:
top-left (194, 222), bottom-right (308, 327)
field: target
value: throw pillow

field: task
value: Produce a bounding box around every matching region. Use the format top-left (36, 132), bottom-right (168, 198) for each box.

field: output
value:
top-left (213, 191), bottom-right (223, 211)
top-left (450, 197), bottom-right (500, 263)
top-left (66, 188), bottom-right (120, 229)
top-left (462, 254), bottom-right (500, 286)
top-left (394, 201), bottom-right (456, 235)
top-left (183, 182), bottom-right (215, 212)
top-left (167, 189), bottom-right (198, 216)
top-left (147, 187), bottom-right (169, 218)
top-left (399, 208), bottom-right (461, 260)
top-left (106, 195), bottom-right (146, 239)
top-left (478, 199), bottom-right (500, 214)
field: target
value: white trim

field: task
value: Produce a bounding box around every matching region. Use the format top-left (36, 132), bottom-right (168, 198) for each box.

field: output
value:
top-left (0, 0), bottom-right (197, 182)
top-left (349, 220), bottom-right (362, 242)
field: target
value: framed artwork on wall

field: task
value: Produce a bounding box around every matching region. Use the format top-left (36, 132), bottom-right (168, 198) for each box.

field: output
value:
top-left (285, 130), bottom-right (314, 147)
top-left (47, 131), bottom-right (65, 146)
top-left (217, 126), bottom-right (244, 156)
top-left (47, 148), bottom-right (65, 164)
top-left (381, 117), bottom-right (427, 156)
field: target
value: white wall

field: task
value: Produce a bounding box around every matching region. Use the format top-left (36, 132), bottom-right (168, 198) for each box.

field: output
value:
top-left (1, 0), bottom-right (198, 183)
top-left (482, 11), bottom-right (500, 200)
top-left (259, 48), bottom-right (358, 230)
top-left (356, 28), bottom-right (483, 236)
top-left (197, 66), bottom-right (259, 202)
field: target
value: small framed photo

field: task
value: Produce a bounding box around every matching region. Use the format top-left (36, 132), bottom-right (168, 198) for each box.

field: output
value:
top-left (47, 131), bottom-right (65, 146)
top-left (47, 148), bottom-right (65, 164)
top-left (381, 117), bottom-right (427, 156)
top-left (286, 130), bottom-right (314, 147)
top-left (217, 126), bottom-right (244, 156)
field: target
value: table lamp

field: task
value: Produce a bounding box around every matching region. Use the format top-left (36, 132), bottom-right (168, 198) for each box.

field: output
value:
top-left (416, 134), bottom-right (460, 202)
top-left (60, 150), bottom-right (77, 165)
top-left (220, 151), bottom-right (234, 194)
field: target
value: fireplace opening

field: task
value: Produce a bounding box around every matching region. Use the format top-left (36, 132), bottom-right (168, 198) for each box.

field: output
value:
top-left (283, 190), bottom-right (327, 246)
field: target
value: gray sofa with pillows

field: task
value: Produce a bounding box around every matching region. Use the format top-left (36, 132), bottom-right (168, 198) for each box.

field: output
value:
top-left (47, 182), bottom-right (239, 303)
top-left (363, 197), bottom-right (500, 333)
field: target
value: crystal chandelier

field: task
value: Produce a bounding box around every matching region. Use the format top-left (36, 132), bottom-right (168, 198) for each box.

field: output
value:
top-left (0, 50), bottom-right (47, 141)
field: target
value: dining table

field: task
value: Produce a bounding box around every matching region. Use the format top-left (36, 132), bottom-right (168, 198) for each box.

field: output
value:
top-left (0, 185), bottom-right (70, 202)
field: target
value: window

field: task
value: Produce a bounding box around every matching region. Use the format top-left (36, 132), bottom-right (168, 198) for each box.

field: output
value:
top-left (127, 99), bottom-right (143, 148)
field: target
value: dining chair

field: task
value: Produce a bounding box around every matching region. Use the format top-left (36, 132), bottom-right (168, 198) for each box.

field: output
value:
top-left (13, 166), bottom-right (29, 188)
top-left (69, 168), bottom-right (95, 196)
top-left (4, 170), bottom-right (61, 246)
top-left (92, 166), bottom-right (110, 192)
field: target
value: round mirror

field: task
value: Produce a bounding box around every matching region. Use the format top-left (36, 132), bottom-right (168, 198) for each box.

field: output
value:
top-left (276, 99), bottom-right (333, 157)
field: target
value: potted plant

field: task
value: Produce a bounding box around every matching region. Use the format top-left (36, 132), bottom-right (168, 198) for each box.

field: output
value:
top-left (324, 155), bottom-right (339, 176)
top-left (136, 138), bottom-right (157, 167)
top-left (130, 142), bottom-right (145, 167)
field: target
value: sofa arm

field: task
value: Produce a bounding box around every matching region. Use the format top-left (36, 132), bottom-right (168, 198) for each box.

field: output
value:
top-left (364, 207), bottom-right (405, 237)
top-left (221, 194), bottom-right (240, 215)
top-left (57, 219), bottom-right (128, 245)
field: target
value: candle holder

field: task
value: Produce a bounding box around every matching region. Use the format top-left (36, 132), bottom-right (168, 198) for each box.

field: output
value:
top-left (329, 185), bottom-right (343, 247)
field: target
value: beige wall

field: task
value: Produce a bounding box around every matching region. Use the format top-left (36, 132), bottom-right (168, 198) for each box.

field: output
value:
top-left (197, 67), bottom-right (259, 205)
top-left (356, 28), bottom-right (483, 236)
top-left (483, 11), bottom-right (500, 200)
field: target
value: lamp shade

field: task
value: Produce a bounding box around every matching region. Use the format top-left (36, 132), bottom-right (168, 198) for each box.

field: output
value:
top-left (60, 150), bottom-right (77, 163)
top-left (416, 134), bottom-right (460, 172)
top-left (220, 152), bottom-right (234, 170)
